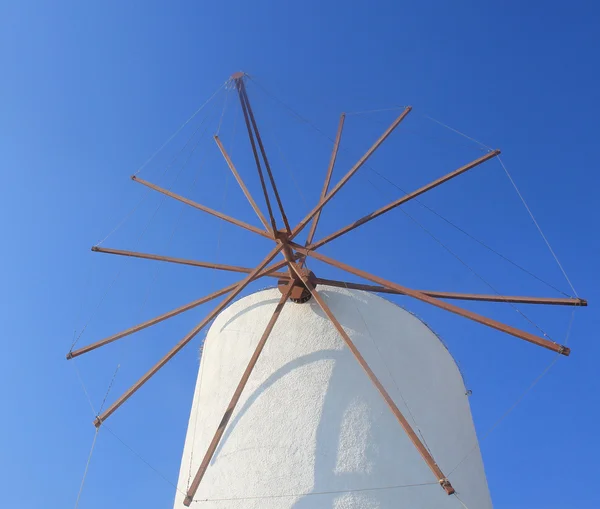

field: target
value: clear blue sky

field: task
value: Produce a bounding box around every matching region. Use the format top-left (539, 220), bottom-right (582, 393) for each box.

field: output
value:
top-left (1, 1), bottom-right (599, 508)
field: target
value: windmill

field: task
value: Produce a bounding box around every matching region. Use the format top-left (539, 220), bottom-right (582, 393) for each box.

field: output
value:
top-left (67, 72), bottom-right (586, 508)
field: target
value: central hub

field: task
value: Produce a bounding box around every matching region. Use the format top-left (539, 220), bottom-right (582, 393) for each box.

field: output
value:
top-left (278, 266), bottom-right (317, 304)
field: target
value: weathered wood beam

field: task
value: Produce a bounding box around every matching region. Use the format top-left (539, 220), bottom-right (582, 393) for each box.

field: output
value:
top-left (291, 243), bottom-right (570, 355)
top-left (184, 283), bottom-right (293, 505)
top-left (290, 106), bottom-right (412, 238)
top-left (93, 242), bottom-right (286, 428)
top-left (239, 79), bottom-right (292, 234)
top-left (315, 278), bottom-right (587, 307)
top-left (132, 176), bottom-right (273, 239)
top-left (66, 259), bottom-right (291, 360)
top-left (289, 264), bottom-right (455, 496)
top-left (305, 113), bottom-right (346, 246)
top-left (214, 135), bottom-right (272, 232)
top-left (91, 246), bottom-right (289, 279)
top-left (309, 150), bottom-right (501, 249)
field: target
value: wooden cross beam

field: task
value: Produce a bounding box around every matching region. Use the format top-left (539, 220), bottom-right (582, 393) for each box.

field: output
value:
top-left (93, 242), bottom-right (286, 428)
top-left (305, 113), bottom-right (346, 246)
top-left (309, 149), bottom-right (501, 250)
top-left (132, 176), bottom-right (273, 239)
top-left (214, 135), bottom-right (272, 233)
top-left (288, 263), bottom-right (455, 496)
top-left (238, 78), bottom-right (292, 234)
top-left (315, 278), bottom-right (587, 307)
top-left (183, 283), bottom-right (294, 505)
top-left (235, 77), bottom-right (280, 234)
top-left (67, 259), bottom-right (292, 360)
top-left (291, 243), bottom-right (570, 355)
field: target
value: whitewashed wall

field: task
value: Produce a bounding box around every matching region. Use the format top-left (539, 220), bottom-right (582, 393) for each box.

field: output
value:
top-left (173, 286), bottom-right (492, 508)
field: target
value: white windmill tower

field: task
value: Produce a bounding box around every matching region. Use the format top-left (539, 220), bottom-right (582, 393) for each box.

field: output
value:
top-left (68, 72), bottom-right (585, 508)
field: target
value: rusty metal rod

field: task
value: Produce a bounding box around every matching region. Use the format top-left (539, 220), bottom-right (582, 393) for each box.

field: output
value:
top-left (184, 283), bottom-right (293, 506)
top-left (239, 79), bottom-right (292, 234)
top-left (132, 176), bottom-right (273, 239)
top-left (93, 242), bottom-right (286, 428)
top-left (235, 77), bottom-right (279, 233)
top-left (291, 106), bottom-right (412, 238)
top-left (309, 149), bottom-right (501, 249)
top-left (305, 113), bottom-right (346, 246)
top-left (91, 246), bottom-right (289, 279)
top-left (214, 135), bottom-right (272, 232)
top-left (66, 259), bottom-right (292, 360)
top-left (289, 264), bottom-right (455, 496)
top-left (315, 278), bottom-right (587, 306)
top-left (291, 243), bottom-right (570, 355)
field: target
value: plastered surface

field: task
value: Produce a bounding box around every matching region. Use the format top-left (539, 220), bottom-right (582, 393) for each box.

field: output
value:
top-left (173, 286), bottom-right (492, 508)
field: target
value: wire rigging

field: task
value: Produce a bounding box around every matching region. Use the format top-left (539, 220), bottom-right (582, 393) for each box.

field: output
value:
top-left (251, 77), bottom-right (570, 298)
top-left (498, 156), bottom-right (579, 297)
top-left (423, 114), bottom-right (578, 298)
top-left (447, 308), bottom-right (575, 478)
top-left (71, 96), bottom-right (222, 352)
top-left (365, 177), bottom-right (553, 340)
top-left (133, 81), bottom-right (227, 178)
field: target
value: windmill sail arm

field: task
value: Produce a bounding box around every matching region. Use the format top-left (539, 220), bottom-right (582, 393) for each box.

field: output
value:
top-left (315, 278), bottom-right (587, 306)
top-left (184, 282), bottom-right (294, 506)
top-left (66, 258), bottom-right (291, 361)
top-left (214, 134), bottom-right (272, 233)
top-left (91, 245), bottom-right (289, 279)
top-left (305, 113), bottom-right (346, 246)
top-left (309, 149), bottom-right (501, 250)
top-left (291, 106), bottom-right (412, 238)
top-left (91, 243), bottom-right (286, 428)
top-left (291, 242), bottom-right (571, 356)
top-left (288, 263), bottom-right (455, 496)
top-left (132, 176), bottom-right (273, 239)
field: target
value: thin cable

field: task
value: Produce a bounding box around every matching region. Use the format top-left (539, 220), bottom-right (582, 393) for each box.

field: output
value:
top-left (97, 94), bottom-right (221, 247)
top-left (98, 364), bottom-right (120, 414)
top-left (341, 280), bottom-right (435, 456)
top-left (72, 359), bottom-right (97, 416)
top-left (346, 106), bottom-right (408, 116)
top-left (72, 102), bottom-right (220, 351)
top-left (454, 493), bottom-right (470, 509)
top-left (423, 114), bottom-right (577, 297)
top-left (216, 87), bottom-right (230, 135)
top-left (192, 481), bottom-right (438, 503)
top-left (103, 424), bottom-right (187, 496)
top-left (447, 311), bottom-right (575, 477)
top-left (366, 177), bottom-right (553, 340)
top-left (424, 115), bottom-right (493, 151)
top-left (368, 167), bottom-right (571, 297)
top-left (133, 81), bottom-right (226, 177)
top-left (188, 105), bottom-right (237, 489)
top-left (498, 156), bottom-right (579, 297)
top-left (253, 78), bottom-right (568, 297)
top-left (73, 428), bottom-right (99, 509)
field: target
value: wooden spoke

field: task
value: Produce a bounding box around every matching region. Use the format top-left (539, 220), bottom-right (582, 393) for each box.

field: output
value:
top-left (132, 176), bottom-right (273, 239)
top-left (309, 149), bottom-right (501, 249)
top-left (305, 113), bottom-right (346, 246)
top-left (214, 135), bottom-right (272, 232)
top-left (290, 106), bottom-right (412, 238)
top-left (91, 246), bottom-right (289, 279)
top-left (93, 243), bottom-right (286, 428)
top-left (67, 259), bottom-right (292, 360)
top-left (288, 264), bottom-right (455, 496)
top-left (315, 278), bottom-right (587, 307)
top-left (184, 283), bottom-right (294, 506)
top-left (290, 243), bottom-right (571, 355)
top-left (235, 78), bottom-right (279, 233)
top-left (239, 80), bottom-right (292, 234)
top-left (68, 286), bottom-right (234, 360)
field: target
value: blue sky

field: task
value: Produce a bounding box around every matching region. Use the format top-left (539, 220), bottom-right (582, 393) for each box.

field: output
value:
top-left (1, 1), bottom-right (599, 508)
